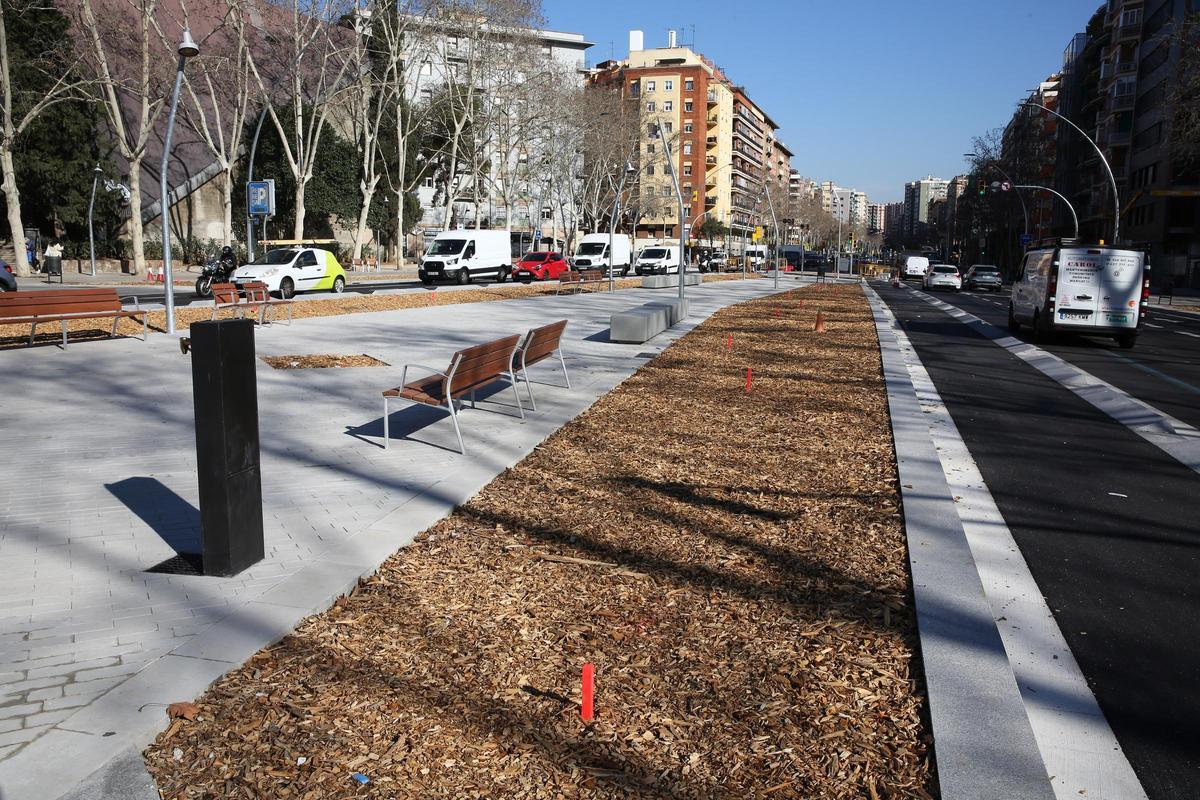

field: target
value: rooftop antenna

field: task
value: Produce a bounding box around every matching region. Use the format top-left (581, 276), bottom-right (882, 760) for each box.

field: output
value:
top-left (690, 24), bottom-right (695, 49)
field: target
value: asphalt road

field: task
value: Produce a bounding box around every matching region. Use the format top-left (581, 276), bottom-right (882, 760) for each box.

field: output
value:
top-left (876, 281), bottom-right (1200, 800)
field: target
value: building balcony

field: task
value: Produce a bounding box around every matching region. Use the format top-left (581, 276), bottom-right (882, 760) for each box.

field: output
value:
top-left (1114, 20), bottom-right (1141, 43)
top-left (706, 171), bottom-right (719, 186)
top-left (705, 195), bottom-right (717, 207)
top-left (706, 136), bottom-right (718, 148)
top-left (707, 90), bottom-right (718, 105)
top-left (1110, 93), bottom-right (1135, 112)
top-left (706, 155), bottom-right (717, 166)
top-left (707, 113), bottom-right (719, 128)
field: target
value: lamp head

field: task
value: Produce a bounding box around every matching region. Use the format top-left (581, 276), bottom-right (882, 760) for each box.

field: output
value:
top-left (178, 28), bottom-right (199, 58)
top-left (624, 161), bottom-right (637, 175)
top-left (92, 164), bottom-right (102, 176)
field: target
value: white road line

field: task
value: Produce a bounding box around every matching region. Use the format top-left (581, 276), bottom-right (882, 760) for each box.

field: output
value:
top-left (1177, 331), bottom-right (1200, 338)
top-left (868, 286), bottom-right (1146, 800)
top-left (1102, 351), bottom-right (1200, 396)
top-left (908, 288), bottom-right (1200, 476)
top-left (1144, 323), bottom-right (1164, 329)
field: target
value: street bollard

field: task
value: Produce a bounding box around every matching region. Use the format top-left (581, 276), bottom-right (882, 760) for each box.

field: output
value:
top-left (187, 318), bottom-right (265, 576)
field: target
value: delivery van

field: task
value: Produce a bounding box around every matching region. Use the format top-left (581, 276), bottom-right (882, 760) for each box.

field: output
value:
top-left (745, 245), bottom-right (768, 268)
top-left (635, 245), bottom-right (682, 275)
top-left (1008, 242), bottom-right (1149, 348)
top-left (419, 230), bottom-right (512, 285)
top-left (573, 233), bottom-right (632, 275)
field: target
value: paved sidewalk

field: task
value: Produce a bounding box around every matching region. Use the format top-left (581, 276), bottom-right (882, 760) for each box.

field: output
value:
top-left (0, 277), bottom-right (793, 800)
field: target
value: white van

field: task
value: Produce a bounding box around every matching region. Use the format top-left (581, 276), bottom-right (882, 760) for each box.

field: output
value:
top-left (1008, 243), bottom-right (1148, 348)
top-left (902, 255), bottom-right (929, 280)
top-left (573, 233), bottom-right (632, 275)
top-left (745, 245), bottom-right (768, 268)
top-left (635, 245), bottom-right (681, 276)
top-left (419, 230), bottom-right (512, 285)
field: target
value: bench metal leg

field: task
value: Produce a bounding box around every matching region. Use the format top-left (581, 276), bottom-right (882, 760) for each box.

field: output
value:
top-left (383, 396), bottom-right (389, 449)
top-left (110, 317), bottom-right (119, 338)
top-left (62, 320), bottom-right (68, 349)
top-left (558, 348), bottom-right (571, 389)
top-left (143, 315), bottom-right (148, 341)
top-left (507, 370), bottom-right (525, 420)
top-left (522, 367), bottom-right (536, 411)
top-left (470, 389), bottom-right (476, 409)
top-left (28, 322), bottom-right (36, 346)
top-left (447, 399), bottom-right (466, 454)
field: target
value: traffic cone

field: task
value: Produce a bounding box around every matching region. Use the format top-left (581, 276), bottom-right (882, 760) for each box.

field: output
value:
top-left (814, 310), bottom-right (826, 333)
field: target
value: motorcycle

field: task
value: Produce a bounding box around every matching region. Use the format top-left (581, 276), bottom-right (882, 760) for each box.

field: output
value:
top-left (195, 254), bottom-right (237, 297)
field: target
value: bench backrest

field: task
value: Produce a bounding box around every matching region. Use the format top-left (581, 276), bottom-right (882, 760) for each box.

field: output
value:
top-left (579, 269), bottom-right (604, 281)
top-left (0, 288), bottom-right (122, 318)
top-left (447, 334), bottom-right (521, 398)
top-left (559, 271), bottom-right (581, 283)
top-left (240, 281), bottom-right (271, 303)
top-left (211, 283), bottom-right (240, 305)
top-left (518, 319), bottom-right (568, 368)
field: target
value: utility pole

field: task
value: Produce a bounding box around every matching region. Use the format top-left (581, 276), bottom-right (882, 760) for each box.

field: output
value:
top-left (655, 122), bottom-right (687, 302)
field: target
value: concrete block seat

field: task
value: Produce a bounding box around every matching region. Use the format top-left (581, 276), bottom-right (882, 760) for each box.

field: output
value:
top-left (641, 273), bottom-right (701, 289)
top-left (610, 298), bottom-right (689, 344)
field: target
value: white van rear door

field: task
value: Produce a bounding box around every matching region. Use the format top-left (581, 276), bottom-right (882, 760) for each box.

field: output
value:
top-left (1056, 248), bottom-right (1141, 329)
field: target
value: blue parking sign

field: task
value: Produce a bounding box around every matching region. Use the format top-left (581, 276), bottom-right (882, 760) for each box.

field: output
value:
top-left (247, 180), bottom-right (275, 216)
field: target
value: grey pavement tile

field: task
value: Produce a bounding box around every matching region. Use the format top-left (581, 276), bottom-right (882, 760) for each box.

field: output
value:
top-left (0, 723), bottom-right (50, 748)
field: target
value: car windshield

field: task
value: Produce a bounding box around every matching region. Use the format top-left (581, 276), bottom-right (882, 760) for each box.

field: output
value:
top-left (643, 248), bottom-right (668, 259)
top-left (522, 252), bottom-right (548, 262)
top-left (429, 239), bottom-right (466, 256)
top-left (973, 266), bottom-right (999, 273)
top-left (247, 249), bottom-right (298, 266)
top-left (577, 243), bottom-right (606, 256)
top-left (933, 266), bottom-right (958, 274)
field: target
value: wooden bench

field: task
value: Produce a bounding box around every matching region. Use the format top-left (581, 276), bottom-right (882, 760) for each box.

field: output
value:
top-left (0, 288), bottom-right (148, 348)
top-left (210, 282), bottom-right (247, 321)
top-left (382, 334), bottom-right (524, 454)
top-left (241, 281), bottom-right (295, 325)
top-left (555, 268), bottom-right (606, 295)
top-left (513, 319), bottom-right (569, 411)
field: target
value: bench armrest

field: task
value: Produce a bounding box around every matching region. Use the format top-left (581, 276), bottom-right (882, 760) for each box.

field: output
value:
top-left (119, 295), bottom-right (141, 310)
top-left (400, 363), bottom-right (448, 386)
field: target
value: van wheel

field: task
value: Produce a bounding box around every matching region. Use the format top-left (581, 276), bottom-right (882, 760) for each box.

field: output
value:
top-left (279, 277), bottom-right (295, 299)
top-left (456, 268), bottom-right (468, 285)
top-left (497, 268), bottom-right (507, 283)
top-left (1116, 333), bottom-right (1137, 349)
top-left (1007, 303), bottom-right (1020, 332)
top-left (331, 275), bottom-right (345, 294)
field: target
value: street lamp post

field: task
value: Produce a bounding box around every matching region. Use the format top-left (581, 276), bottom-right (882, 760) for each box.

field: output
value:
top-left (965, 152), bottom-right (1029, 235)
top-left (762, 184), bottom-right (781, 291)
top-left (655, 123), bottom-right (687, 303)
top-left (160, 28), bottom-right (199, 336)
top-left (608, 160), bottom-right (637, 293)
top-left (1014, 184), bottom-right (1079, 240)
top-left (1022, 101), bottom-right (1119, 242)
top-left (88, 164), bottom-right (102, 277)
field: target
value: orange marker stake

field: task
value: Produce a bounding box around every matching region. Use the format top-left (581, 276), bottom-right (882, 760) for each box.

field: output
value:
top-left (814, 310), bottom-right (826, 333)
top-left (773, 307), bottom-right (781, 317)
top-left (798, 299), bottom-right (805, 308)
top-left (745, 367), bottom-right (752, 392)
top-left (725, 334), bottom-right (733, 350)
top-left (581, 663), bottom-right (595, 722)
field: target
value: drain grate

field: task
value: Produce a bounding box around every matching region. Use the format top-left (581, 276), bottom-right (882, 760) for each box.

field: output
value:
top-left (146, 554), bottom-right (204, 575)
top-left (635, 352), bottom-right (658, 359)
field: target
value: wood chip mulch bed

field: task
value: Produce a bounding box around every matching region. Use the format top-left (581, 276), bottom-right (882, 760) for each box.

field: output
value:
top-left (262, 354), bottom-right (391, 370)
top-left (0, 274), bottom-right (750, 350)
top-left (143, 283), bottom-right (935, 799)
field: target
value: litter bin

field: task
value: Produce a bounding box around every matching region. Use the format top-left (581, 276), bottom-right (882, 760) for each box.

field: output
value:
top-left (44, 256), bottom-right (62, 283)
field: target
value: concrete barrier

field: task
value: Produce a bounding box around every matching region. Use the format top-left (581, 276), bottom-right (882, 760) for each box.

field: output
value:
top-left (610, 299), bottom-right (689, 344)
top-left (641, 273), bottom-right (701, 289)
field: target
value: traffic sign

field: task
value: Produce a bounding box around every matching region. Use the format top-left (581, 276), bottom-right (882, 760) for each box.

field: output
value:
top-left (752, 226), bottom-right (764, 241)
top-left (247, 179), bottom-right (275, 217)
top-left (533, 229), bottom-right (542, 243)
top-left (1001, 181), bottom-right (1012, 192)
top-left (1020, 233), bottom-right (1034, 246)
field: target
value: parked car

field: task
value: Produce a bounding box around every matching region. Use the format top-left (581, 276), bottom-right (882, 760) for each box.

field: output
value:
top-left (572, 233), bottom-right (632, 276)
top-left (901, 255), bottom-right (929, 280)
top-left (1008, 243), bottom-right (1148, 348)
top-left (964, 264), bottom-right (1003, 292)
top-left (923, 264), bottom-right (962, 292)
top-left (512, 251), bottom-right (570, 282)
top-left (419, 229), bottom-right (512, 285)
top-left (231, 247), bottom-right (346, 298)
top-left (635, 245), bottom-right (681, 275)
top-left (0, 261), bottom-right (16, 292)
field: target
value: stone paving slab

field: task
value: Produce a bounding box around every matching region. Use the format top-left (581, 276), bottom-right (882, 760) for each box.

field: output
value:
top-left (0, 277), bottom-right (794, 800)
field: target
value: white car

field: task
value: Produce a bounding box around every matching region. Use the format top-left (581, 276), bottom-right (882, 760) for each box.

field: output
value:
top-left (231, 247), bottom-right (347, 298)
top-left (902, 255), bottom-right (929, 280)
top-left (923, 264), bottom-right (962, 292)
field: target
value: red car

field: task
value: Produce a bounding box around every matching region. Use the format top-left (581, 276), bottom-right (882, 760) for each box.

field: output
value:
top-left (512, 251), bottom-right (570, 281)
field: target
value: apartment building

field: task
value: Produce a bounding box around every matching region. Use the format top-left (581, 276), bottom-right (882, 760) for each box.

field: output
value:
top-left (883, 202), bottom-right (905, 241)
top-left (849, 191), bottom-right (869, 228)
top-left (902, 176), bottom-right (949, 240)
top-left (590, 33), bottom-right (790, 245)
top-left (867, 203), bottom-right (887, 235)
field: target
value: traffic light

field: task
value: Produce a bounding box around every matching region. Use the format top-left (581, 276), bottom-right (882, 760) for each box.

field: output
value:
top-left (977, 177), bottom-right (986, 196)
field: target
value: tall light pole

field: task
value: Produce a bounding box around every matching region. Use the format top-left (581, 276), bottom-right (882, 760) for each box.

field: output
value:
top-left (762, 183), bottom-right (781, 291)
top-left (965, 153), bottom-right (1029, 235)
top-left (655, 122), bottom-right (687, 303)
top-left (160, 28), bottom-right (199, 336)
top-left (608, 160), bottom-right (637, 292)
top-left (88, 164), bottom-right (102, 277)
top-left (1015, 184), bottom-right (1079, 240)
top-left (1022, 101), bottom-right (1119, 242)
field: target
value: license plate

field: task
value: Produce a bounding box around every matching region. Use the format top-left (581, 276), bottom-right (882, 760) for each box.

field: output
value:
top-left (1059, 310), bottom-right (1091, 319)
top-left (1105, 313), bottom-right (1129, 324)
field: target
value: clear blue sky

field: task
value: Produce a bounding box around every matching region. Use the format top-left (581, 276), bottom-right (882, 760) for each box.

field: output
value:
top-left (543, 0), bottom-right (1103, 203)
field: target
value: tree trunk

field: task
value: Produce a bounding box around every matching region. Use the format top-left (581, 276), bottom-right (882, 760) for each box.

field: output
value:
top-left (127, 162), bottom-right (145, 276)
top-left (441, 148), bottom-right (458, 230)
top-left (0, 147), bottom-right (30, 276)
top-left (395, 190), bottom-right (405, 268)
top-left (221, 167), bottom-right (233, 248)
top-left (293, 180), bottom-right (306, 241)
top-left (352, 182), bottom-right (375, 260)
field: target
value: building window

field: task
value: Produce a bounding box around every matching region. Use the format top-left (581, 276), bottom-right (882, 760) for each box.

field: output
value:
top-left (646, 101), bottom-right (656, 112)
top-left (684, 101), bottom-right (693, 112)
top-left (684, 122), bottom-right (693, 134)
top-left (685, 78), bottom-right (694, 91)
top-left (662, 186), bottom-right (671, 197)
top-left (683, 142), bottom-right (692, 155)
top-left (646, 165), bottom-right (655, 176)
top-left (663, 122), bottom-right (673, 133)
top-left (423, 176), bottom-right (435, 188)
top-left (647, 143), bottom-right (655, 154)
top-left (664, 79), bottom-right (673, 91)
top-left (629, 80), bottom-right (640, 97)
top-left (646, 80), bottom-right (656, 91)
top-left (663, 101), bottom-right (673, 112)
top-left (683, 164), bottom-right (692, 176)
top-left (542, 207), bottom-right (553, 221)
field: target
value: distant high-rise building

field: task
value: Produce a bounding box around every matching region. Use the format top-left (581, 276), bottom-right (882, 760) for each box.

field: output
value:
top-left (867, 203), bottom-right (887, 234)
top-left (883, 202), bottom-right (905, 240)
top-left (903, 177), bottom-right (949, 239)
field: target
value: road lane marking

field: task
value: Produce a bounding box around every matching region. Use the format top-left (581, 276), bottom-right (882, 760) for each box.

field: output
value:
top-left (1177, 331), bottom-right (1200, 338)
top-left (1101, 351), bottom-right (1200, 396)
top-left (907, 288), bottom-right (1200, 476)
top-left (1144, 323), bottom-right (1164, 329)
top-left (867, 286), bottom-right (1146, 800)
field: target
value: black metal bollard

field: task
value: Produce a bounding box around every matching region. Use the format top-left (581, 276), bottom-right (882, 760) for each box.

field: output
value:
top-left (188, 318), bottom-right (264, 576)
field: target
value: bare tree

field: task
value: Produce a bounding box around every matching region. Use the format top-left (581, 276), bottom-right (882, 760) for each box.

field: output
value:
top-left (74, 0), bottom-right (178, 276)
top-left (246, 0), bottom-right (355, 241)
top-left (0, 0), bottom-right (95, 276)
top-left (175, 0), bottom-right (253, 247)
top-left (1169, 11), bottom-right (1200, 167)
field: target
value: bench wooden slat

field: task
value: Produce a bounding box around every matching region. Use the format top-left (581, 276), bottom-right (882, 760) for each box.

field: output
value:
top-left (0, 288), bottom-right (147, 348)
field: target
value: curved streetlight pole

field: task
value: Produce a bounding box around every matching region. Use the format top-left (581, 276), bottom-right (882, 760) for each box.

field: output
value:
top-left (654, 122), bottom-right (687, 303)
top-left (762, 182), bottom-right (781, 290)
top-left (88, 164), bottom-right (102, 277)
top-left (1014, 184), bottom-right (1079, 240)
top-left (160, 29), bottom-right (200, 336)
top-left (1023, 101), bottom-right (1119, 242)
top-left (607, 159), bottom-right (637, 293)
top-left (965, 153), bottom-right (1029, 235)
